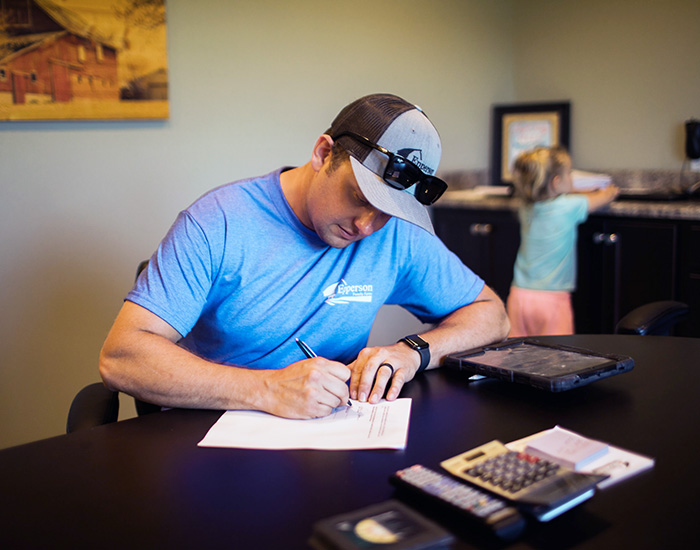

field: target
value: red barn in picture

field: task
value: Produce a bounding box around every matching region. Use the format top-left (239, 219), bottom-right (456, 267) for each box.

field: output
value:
top-left (0, 0), bottom-right (119, 105)
top-left (0, 0), bottom-right (168, 120)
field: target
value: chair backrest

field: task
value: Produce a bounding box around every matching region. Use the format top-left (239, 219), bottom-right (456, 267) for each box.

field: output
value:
top-left (136, 259), bottom-right (149, 280)
top-left (67, 383), bottom-right (119, 433)
top-left (67, 259), bottom-right (160, 433)
top-left (615, 300), bottom-right (690, 336)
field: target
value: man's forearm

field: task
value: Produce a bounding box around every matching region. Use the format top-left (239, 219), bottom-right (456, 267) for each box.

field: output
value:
top-left (420, 285), bottom-right (509, 369)
top-left (99, 301), bottom-right (268, 411)
top-left (99, 301), bottom-right (352, 419)
top-left (100, 329), bottom-right (265, 411)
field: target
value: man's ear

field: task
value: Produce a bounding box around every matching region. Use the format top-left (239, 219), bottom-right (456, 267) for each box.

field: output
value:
top-left (311, 134), bottom-right (334, 172)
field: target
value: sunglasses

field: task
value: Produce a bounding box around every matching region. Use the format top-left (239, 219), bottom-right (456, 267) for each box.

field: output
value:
top-left (332, 131), bottom-right (447, 205)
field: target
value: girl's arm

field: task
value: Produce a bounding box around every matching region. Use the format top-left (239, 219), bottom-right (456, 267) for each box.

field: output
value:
top-left (583, 185), bottom-right (619, 212)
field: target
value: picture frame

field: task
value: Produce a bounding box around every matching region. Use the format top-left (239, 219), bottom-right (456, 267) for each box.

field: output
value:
top-left (0, 0), bottom-right (168, 121)
top-left (491, 101), bottom-right (570, 186)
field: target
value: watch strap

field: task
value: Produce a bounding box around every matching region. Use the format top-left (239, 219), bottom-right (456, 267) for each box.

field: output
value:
top-left (399, 334), bottom-right (430, 373)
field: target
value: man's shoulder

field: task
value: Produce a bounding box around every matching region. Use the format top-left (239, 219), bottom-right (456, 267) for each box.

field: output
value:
top-left (184, 169), bottom-right (284, 216)
top-left (199, 169), bottom-right (283, 201)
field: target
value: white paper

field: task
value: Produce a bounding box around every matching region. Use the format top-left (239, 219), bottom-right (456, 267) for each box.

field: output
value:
top-left (197, 398), bottom-right (412, 450)
top-left (572, 169), bottom-right (612, 190)
top-left (507, 426), bottom-right (654, 489)
top-left (525, 425), bottom-right (608, 469)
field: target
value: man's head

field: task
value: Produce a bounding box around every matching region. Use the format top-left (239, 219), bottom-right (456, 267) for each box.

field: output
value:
top-left (324, 94), bottom-right (446, 235)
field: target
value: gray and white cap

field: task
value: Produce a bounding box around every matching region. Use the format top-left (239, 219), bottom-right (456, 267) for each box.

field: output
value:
top-left (326, 94), bottom-right (443, 235)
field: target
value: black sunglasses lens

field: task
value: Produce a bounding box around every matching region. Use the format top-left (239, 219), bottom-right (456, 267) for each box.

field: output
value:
top-left (385, 157), bottom-right (422, 189)
top-left (416, 178), bottom-right (447, 205)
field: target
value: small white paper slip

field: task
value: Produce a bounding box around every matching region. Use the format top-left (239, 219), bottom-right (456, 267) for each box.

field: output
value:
top-left (197, 398), bottom-right (412, 450)
top-left (524, 425), bottom-right (609, 470)
top-left (508, 426), bottom-right (654, 489)
top-left (572, 169), bottom-right (612, 191)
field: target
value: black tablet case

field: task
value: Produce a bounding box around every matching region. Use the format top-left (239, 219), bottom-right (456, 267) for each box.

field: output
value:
top-left (444, 338), bottom-right (634, 392)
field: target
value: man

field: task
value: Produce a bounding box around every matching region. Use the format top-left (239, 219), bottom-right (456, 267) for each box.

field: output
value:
top-left (100, 93), bottom-right (509, 419)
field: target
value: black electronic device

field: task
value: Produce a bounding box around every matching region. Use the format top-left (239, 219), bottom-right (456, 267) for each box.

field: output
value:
top-left (399, 334), bottom-right (430, 373)
top-left (391, 464), bottom-right (525, 540)
top-left (441, 440), bottom-right (606, 521)
top-left (309, 499), bottom-right (454, 550)
top-left (686, 119), bottom-right (700, 159)
top-left (444, 338), bottom-right (634, 392)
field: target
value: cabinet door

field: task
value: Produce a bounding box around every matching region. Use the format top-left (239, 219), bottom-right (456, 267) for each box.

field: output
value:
top-left (575, 217), bottom-right (678, 333)
top-left (432, 207), bottom-right (520, 301)
top-left (678, 222), bottom-right (700, 337)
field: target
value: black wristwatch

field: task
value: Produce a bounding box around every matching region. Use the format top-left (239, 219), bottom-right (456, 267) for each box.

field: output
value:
top-left (398, 334), bottom-right (430, 373)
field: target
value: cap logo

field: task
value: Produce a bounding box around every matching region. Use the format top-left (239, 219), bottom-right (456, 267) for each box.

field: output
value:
top-left (397, 147), bottom-right (434, 175)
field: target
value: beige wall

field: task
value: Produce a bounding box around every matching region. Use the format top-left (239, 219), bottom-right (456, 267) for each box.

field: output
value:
top-left (512, 0), bottom-right (700, 170)
top-left (1, 0), bottom-right (698, 449)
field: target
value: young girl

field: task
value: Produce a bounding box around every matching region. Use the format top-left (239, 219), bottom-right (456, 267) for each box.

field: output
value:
top-left (506, 146), bottom-right (619, 337)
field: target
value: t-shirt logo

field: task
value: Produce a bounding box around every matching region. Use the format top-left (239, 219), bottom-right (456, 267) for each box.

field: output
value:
top-left (322, 279), bottom-right (373, 305)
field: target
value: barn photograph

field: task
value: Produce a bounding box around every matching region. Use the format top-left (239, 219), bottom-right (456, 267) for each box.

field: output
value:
top-left (0, 0), bottom-right (168, 120)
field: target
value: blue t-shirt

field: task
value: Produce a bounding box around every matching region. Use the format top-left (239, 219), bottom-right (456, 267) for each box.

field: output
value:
top-left (513, 194), bottom-right (589, 291)
top-left (127, 169), bottom-right (484, 369)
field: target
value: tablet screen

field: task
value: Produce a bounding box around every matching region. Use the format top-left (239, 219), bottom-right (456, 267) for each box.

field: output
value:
top-left (470, 342), bottom-right (611, 378)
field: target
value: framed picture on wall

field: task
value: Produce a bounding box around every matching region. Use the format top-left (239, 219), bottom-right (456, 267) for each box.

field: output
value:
top-left (491, 101), bottom-right (570, 186)
top-left (0, 0), bottom-right (168, 121)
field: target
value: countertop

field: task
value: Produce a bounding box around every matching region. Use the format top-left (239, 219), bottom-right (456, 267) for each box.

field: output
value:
top-left (434, 189), bottom-right (700, 221)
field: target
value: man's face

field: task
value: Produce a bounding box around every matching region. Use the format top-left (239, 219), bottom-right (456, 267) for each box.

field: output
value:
top-left (307, 159), bottom-right (391, 249)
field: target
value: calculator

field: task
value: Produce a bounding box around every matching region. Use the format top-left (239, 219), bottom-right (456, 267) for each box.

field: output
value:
top-left (441, 440), bottom-right (607, 512)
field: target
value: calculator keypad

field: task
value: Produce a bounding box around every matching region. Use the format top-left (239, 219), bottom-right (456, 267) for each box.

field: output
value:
top-left (465, 451), bottom-right (560, 494)
top-left (442, 440), bottom-right (605, 512)
top-left (441, 439), bottom-right (592, 504)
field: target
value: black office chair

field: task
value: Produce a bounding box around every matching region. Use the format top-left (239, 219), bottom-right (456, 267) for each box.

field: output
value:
top-left (614, 300), bottom-right (690, 336)
top-left (67, 259), bottom-right (160, 433)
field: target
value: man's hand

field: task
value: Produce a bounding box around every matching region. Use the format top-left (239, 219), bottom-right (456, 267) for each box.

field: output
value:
top-left (346, 285), bottom-right (509, 405)
top-left (261, 357), bottom-right (351, 419)
top-left (348, 342), bottom-right (420, 404)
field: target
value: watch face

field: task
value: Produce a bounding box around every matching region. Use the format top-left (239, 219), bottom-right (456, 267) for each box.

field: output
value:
top-left (405, 335), bottom-right (428, 349)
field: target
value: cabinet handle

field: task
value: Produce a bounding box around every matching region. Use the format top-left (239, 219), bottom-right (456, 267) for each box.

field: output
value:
top-left (593, 232), bottom-right (619, 245)
top-left (470, 223), bottom-right (493, 236)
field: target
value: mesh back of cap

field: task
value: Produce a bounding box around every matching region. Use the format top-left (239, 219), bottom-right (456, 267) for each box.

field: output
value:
top-left (326, 94), bottom-right (415, 161)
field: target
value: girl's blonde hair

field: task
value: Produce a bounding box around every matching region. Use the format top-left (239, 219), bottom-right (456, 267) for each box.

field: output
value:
top-left (511, 146), bottom-right (571, 203)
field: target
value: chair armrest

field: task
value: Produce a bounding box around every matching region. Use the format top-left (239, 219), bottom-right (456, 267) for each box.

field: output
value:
top-left (615, 301), bottom-right (690, 336)
top-left (66, 383), bottom-right (119, 433)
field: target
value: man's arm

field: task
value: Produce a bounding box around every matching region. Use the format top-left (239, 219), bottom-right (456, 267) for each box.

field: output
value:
top-left (99, 301), bottom-right (351, 419)
top-left (348, 284), bottom-right (509, 403)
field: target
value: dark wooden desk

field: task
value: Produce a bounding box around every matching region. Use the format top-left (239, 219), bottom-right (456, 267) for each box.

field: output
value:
top-left (1, 335), bottom-right (699, 549)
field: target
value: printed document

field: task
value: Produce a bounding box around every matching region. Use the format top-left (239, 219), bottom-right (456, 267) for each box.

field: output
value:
top-left (507, 426), bottom-right (654, 489)
top-left (197, 398), bottom-right (412, 450)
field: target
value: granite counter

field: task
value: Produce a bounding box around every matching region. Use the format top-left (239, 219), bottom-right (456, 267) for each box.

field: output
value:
top-left (434, 189), bottom-right (700, 221)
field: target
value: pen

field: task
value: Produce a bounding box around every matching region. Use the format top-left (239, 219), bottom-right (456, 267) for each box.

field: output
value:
top-left (295, 337), bottom-right (317, 359)
top-left (295, 338), bottom-right (351, 407)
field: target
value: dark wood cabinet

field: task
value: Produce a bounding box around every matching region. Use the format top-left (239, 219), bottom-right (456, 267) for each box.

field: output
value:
top-left (573, 216), bottom-right (678, 334)
top-left (678, 221), bottom-right (700, 336)
top-left (432, 206), bottom-right (520, 303)
top-left (433, 205), bottom-right (699, 337)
